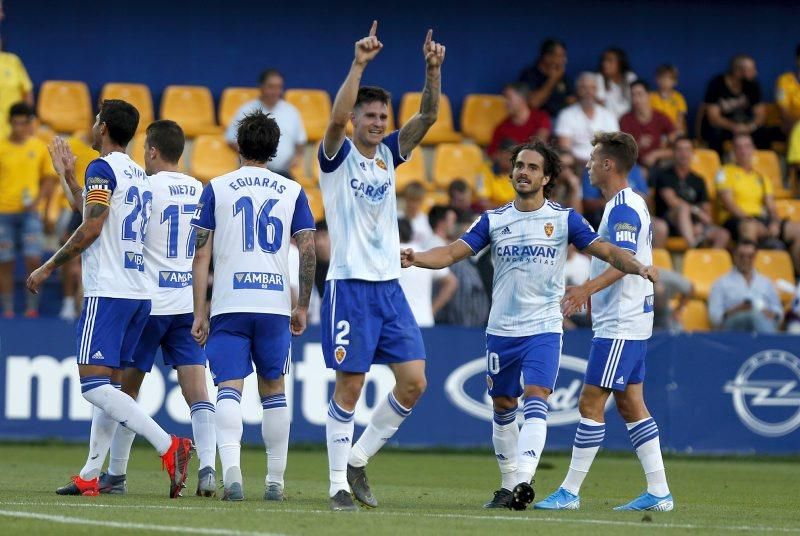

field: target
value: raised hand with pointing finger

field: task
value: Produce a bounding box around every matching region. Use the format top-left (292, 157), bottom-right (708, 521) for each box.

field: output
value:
top-left (354, 20), bottom-right (382, 66)
top-left (423, 29), bottom-right (446, 69)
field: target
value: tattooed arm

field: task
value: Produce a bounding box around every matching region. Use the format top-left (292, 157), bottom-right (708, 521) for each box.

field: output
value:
top-left (398, 30), bottom-right (446, 156)
top-left (191, 228), bottom-right (213, 345)
top-left (291, 230), bottom-right (316, 336)
top-left (26, 202), bottom-right (109, 294)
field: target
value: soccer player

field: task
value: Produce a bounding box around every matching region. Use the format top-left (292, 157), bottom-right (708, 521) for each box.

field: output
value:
top-left (97, 120), bottom-right (217, 497)
top-left (401, 139), bottom-right (658, 511)
top-left (191, 110), bottom-right (316, 502)
top-left (28, 100), bottom-right (193, 498)
top-left (535, 132), bottom-right (674, 512)
top-left (319, 21), bottom-right (445, 512)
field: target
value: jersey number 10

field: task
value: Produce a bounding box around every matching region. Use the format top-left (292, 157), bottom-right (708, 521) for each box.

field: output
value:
top-left (233, 196), bottom-right (283, 253)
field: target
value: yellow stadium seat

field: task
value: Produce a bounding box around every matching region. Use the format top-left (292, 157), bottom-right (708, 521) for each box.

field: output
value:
top-left (755, 250), bottom-right (795, 306)
top-left (395, 147), bottom-right (428, 192)
top-left (218, 87), bottom-right (259, 129)
top-left (665, 237), bottom-right (689, 252)
top-left (305, 186), bottom-right (324, 221)
top-left (690, 148), bottom-right (720, 199)
top-left (190, 135), bottom-right (239, 182)
top-left (398, 92), bottom-right (461, 145)
top-left (775, 199), bottom-right (800, 222)
top-left (160, 85), bottom-right (222, 138)
top-left (679, 299), bottom-right (711, 332)
top-left (432, 143), bottom-right (484, 189)
top-left (128, 132), bottom-right (186, 172)
top-left (682, 248), bottom-right (733, 300)
top-left (37, 80), bottom-right (93, 133)
top-left (100, 83), bottom-right (154, 132)
top-left (284, 89), bottom-right (332, 142)
top-left (753, 150), bottom-right (792, 199)
top-left (652, 248), bottom-right (673, 271)
top-left (346, 101), bottom-right (396, 136)
top-left (460, 94), bottom-right (507, 146)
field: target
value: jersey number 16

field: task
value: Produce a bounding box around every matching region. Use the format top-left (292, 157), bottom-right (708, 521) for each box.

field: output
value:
top-left (233, 196), bottom-right (283, 254)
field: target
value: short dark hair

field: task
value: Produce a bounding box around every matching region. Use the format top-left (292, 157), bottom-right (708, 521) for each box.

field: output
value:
top-left (599, 47), bottom-right (632, 76)
top-left (355, 86), bottom-right (391, 109)
top-left (509, 140), bottom-right (562, 198)
top-left (630, 79), bottom-right (649, 92)
top-left (655, 64), bottom-right (679, 79)
top-left (398, 218), bottom-right (413, 243)
top-left (448, 179), bottom-right (470, 196)
top-left (591, 131), bottom-right (638, 175)
top-left (736, 239), bottom-right (758, 250)
top-left (403, 181), bottom-right (426, 199)
top-left (539, 38), bottom-right (566, 59)
top-left (258, 69), bottom-right (283, 85)
top-left (98, 99), bottom-right (139, 146)
top-left (9, 102), bottom-right (34, 121)
top-left (428, 205), bottom-right (454, 231)
top-left (504, 81), bottom-right (530, 98)
top-left (673, 134), bottom-right (693, 148)
top-left (145, 120), bottom-right (185, 164)
top-left (236, 110), bottom-right (280, 163)
top-left (729, 54), bottom-right (753, 73)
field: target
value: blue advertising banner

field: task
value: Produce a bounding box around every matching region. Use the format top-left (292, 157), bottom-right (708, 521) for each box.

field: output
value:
top-left (1, 319), bottom-right (799, 454)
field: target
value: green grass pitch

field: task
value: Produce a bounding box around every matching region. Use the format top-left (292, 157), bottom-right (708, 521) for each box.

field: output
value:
top-left (0, 443), bottom-right (798, 535)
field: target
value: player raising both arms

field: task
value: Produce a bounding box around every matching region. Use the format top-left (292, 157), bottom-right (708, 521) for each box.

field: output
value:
top-left (191, 110), bottom-right (316, 502)
top-left (319, 21), bottom-right (444, 512)
top-left (401, 139), bottom-right (658, 511)
top-left (536, 132), bottom-right (673, 512)
top-left (29, 100), bottom-right (193, 498)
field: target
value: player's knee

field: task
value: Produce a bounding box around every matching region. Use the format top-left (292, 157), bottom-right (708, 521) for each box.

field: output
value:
top-left (578, 392), bottom-right (604, 420)
top-left (398, 375), bottom-right (427, 404)
top-left (492, 396), bottom-right (517, 412)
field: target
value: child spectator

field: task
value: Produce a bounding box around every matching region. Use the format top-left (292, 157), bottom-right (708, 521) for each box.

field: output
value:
top-left (650, 64), bottom-right (687, 133)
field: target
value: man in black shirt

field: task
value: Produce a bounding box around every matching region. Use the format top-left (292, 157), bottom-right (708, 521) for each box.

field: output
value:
top-left (518, 38), bottom-right (573, 118)
top-left (652, 136), bottom-right (730, 248)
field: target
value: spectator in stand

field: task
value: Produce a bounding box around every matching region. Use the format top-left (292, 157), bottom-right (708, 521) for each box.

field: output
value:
top-left (708, 240), bottom-right (783, 333)
top-left (652, 136), bottom-right (730, 248)
top-left (716, 133), bottom-right (800, 273)
top-left (591, 47), bottom-right (637, 119)
top-left (653, 269), bottom-right (693, 332)
top-left (400, 181), bottom-right (433, 247)
top-left (518, 38), bottom-right (573, 118)
top-left (563, 246), bottom-right (591, 329)
top-left (555, 72), bottom-right (619, 165)
top-left (620, 80), bottom-right (677, 170)
top-left (447, 179), bottom-right (477, 218)
top-left (479, 139), bottom-right (515, 208)
top-left (702, 55), bottom-right (780, 154)
top-left (427, 205), bottom-right (457, 248)
top-left (775, 45), bottom-right (800, 129)
top-left (0, 35), bottom-right (33, 140)
top-left (225, 68), bottom-right (306, 177)
top-left (487, 82), bottom-right (551, 164)
top-left (435, 211), bottom-right (490, 327)
top-left (0, 103), bottom-right (57, 317)
top-left (550, 148), bottom-right (583, 211)
top-left (650, 64), bottom-right (687, 134)
top-left (397, 218), bottom-right (458, 328)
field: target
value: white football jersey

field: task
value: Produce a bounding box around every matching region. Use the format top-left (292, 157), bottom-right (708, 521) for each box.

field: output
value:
top-left (318, 131), bottom-right (407, 281)
top-left (144, 171), bottom-right (203, 315)
top-left (81, 152), bottom-right (152, 299)
top-left (191, 166), bottom-right (315, 317)
top-left (461, 201), bottom-right (599, 336)
top-left (589, 187), bottom-right (654, 340)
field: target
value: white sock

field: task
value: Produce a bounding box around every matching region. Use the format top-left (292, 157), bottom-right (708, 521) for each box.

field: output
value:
top-left (190, 401), bottom-right (216, 471)
top-left (80, 377), bottom-right (171, 455)
top-left (492, 407), bottom-right (519, 491)
top-left (349, 391), bottom-right (411, 468)
top-left (326, 399), bottom-right (354, 496)
top-left (79, 406), bottom-right (118, 480)
top-left (627, 417), bottom-right (670, 497)
top-left (517, 397), bottom-right (548, 484)
top-left (561, 418), bottom-right (605, 495)
top-left (216, 388), bottom-right (243, 487)
top-left (261, 394), bottom-right (290, 487)
top-left (108, 424), bottom-right (136, 476)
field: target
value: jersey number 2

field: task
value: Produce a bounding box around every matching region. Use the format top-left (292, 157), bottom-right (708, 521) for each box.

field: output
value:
top-left (233, 196), bottom-right (283, 253)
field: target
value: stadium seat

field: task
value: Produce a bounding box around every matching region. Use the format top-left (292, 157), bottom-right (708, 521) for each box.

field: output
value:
top-left (432, 143), bottom-right (484, 189)
top-left (100, 83), bottom-right (154, 132)
top-left (218, 87), bottom-right (259, 128)
top-left (189, 135), bottom-right (239, 182)
top-left (652, 248), bottom-right (673, 271)
top-left (37, 80), bottom-right (93, 133)
top-left (775, 199), bottom-right (800, 222)
top-left (679, 299), bottom-right (711, 332)
top-left (665, 237), bottom-right (689, 252)
top-left (395, 147), bottom-right (428, 192)
top-left (128, 132), bottom-right (186, 171)
top-left (160, 85), bottom-right (222, 137)
top-left (346, 101), bottom-right (395, 136)
top-left (284, 89), bottom-right (331, 142)
top-left (690, 148), bottom-right (720, 199)
top-left (753, 150), bottom-right (793, 199)
top-left (460, 94), bottom-right (507, 146)
top-left (755, 250), bottom-right (795, 306)
top-left (398, 92), bottom-right (461, 145)
top-left (682, 248), bottom-right (733, 300)
top-left (305, 186), bottom-right (325, 221)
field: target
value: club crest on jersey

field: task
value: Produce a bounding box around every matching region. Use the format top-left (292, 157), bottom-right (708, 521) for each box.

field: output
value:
top-left (544, 222), bottom-right (554, 237)
top-left (359, 162), bottom-right (366, 171)
top-left (335, 346), bottom-right (347, 364)
top-left (124, 252), bottom-right (144, 271)
top-left (375, 157), bottom-right (387, 171)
